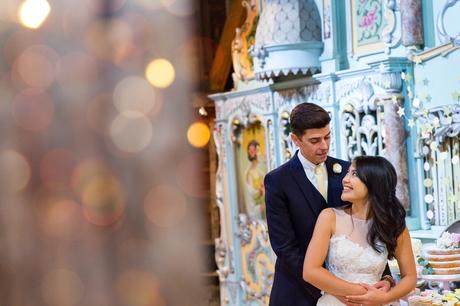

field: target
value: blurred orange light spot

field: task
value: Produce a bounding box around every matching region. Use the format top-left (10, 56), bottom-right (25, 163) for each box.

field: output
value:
top-left (81, 175), bottom-right (125, 226)
top-left (42, 199), bottom-right (82, 240)
top-left (187, 122), bottom-right (210, 148)
top-left (114, 270), bottom-right (165, 306)
top-left (70, 159), bottom-right (110, 196)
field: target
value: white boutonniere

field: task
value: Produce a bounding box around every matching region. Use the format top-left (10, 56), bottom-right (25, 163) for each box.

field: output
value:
top-left (332, 163), bottom-right (342, 174)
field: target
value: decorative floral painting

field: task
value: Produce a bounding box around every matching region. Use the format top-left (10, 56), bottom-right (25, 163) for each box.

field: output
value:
top-left (240, 222), bottom-right (274, 304)
top-left (352, 0), bottom-right (385, 53)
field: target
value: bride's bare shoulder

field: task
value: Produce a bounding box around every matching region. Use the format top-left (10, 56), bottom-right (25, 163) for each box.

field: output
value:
top-left (318, 208), bottom-right (336, 222)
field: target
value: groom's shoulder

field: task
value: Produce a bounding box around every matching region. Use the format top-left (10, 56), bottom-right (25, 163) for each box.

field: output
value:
top-left (265, 159), bottom-right (292, 180)
top-left (328, 156), bottom-right (351, 166)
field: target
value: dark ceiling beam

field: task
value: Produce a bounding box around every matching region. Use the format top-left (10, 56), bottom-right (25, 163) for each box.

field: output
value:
top-left (208, 0), bottom-right (246, 93)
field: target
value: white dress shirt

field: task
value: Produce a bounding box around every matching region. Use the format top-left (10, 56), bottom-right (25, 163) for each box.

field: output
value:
top-left (298, 152), bottom-right (328, 194)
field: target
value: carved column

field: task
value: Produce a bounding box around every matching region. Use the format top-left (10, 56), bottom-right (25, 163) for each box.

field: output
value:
top-left (380, 72), bottom-right (410, 209)
top-left (400, 0), bottom-right (424, 47)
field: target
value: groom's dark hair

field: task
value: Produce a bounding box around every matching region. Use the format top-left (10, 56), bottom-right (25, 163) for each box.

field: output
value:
top-left (289, 102), bottom-right (331, 137)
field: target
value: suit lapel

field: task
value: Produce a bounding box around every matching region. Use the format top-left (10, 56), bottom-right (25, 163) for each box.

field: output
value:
top-left (325, 157), bottom-right (344, 207)
top-left (289, 152), bottom-right (326, 217)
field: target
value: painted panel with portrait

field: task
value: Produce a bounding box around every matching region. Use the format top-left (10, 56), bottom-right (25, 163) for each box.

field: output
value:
top-left (234, 122), bottom-right (267, 221)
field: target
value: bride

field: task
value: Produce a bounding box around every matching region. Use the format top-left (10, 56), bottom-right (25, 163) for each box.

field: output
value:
top-left (303, 156), bottom-right (416, 305)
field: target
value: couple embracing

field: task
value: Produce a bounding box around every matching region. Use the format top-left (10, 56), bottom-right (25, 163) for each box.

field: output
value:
top-left (264, 103), bottom-right (416, 305)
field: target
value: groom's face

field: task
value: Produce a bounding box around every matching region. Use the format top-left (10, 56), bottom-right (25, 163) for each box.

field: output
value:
top-left (291, 125), bottom-right (331, 165)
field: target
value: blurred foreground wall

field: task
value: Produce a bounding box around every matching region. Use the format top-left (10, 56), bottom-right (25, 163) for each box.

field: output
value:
top-left (0, 0), bottom-right (206, 305)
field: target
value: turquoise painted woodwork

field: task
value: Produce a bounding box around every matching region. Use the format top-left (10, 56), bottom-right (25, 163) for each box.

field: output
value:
top-left (210, 1), bottom-right (460, 305)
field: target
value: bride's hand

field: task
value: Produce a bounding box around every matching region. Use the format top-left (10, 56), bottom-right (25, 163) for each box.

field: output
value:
top-left (337, 283), bottom-right (369, 306)
top-left (335, 295), bottom-right (361, 306)
top-left (345, 283), bottom-right (387, 306)
top-left (372, 279), bottom-right (391, 292)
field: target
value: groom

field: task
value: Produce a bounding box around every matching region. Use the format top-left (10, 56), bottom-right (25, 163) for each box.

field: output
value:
top-left (264, 103), bottom-right (392, 306)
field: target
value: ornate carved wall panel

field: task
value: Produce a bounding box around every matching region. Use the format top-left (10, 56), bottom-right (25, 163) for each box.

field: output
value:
top-left (416, 105), bottom-right (460, 226)
top-left (337, 78), bottom-right (386, 159)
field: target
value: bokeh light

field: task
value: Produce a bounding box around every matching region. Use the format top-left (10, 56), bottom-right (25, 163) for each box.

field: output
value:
top-left (0, 150), bottom-right (31, 193)
top-left (3, 30), bottom-right (43, 65)
top-left (116, 238), bottom-right (152, 264)
top-left (0, 1), bottom-right (18, 23)
top-left (119, 13), bottom-right (153, 58)
top-left (187, 121), bottom-right (210, 148)
top-left (132, 0), bottom-right (163, 10)
top-left (93, 0), bottom-right (127, 15)
top-left (14, 45), bottom-right (58, 88)
top-left (70, 159), bottom-right (111, 196)
top-left (42, 268), bottom-right (84, 306)
top-left (41, 199), bottom-right (82, 240)
top-left (12, 88), bottom-right (54, 132)
top-left (144, 184), bottom-right (187, 227)
top-left (85, 94), bottom-right (113, 135)
top-left (161, 0), bottom-right (195, 16)
top-left (81, 174), bottom-right (125, 226)
top-left (176, 37), bottom-right (212, 85)
top-left (108, 20), bottom-right (134, 64)
top-left (176, 154), bottom-right (207, 198)
top-left (114, 270), bottom-right (165, 306)
top-left (0, 77), bottom-right (14, 116)
top-left (39, 149), bottom-right (78, 187)
top-left (85, 19), bottom-right (133, 63)
top-left (0, 0), bottom-right (205, 303)
top-left (60, 1), bottom-right (96, 36)
top-left (18, 0), bottom-right (51, 29)
top-left (110, 112), bottom-right (153, 153)
top-left (56, 52), bottom-right (99, 98)
top-left (113, 76), bottom-right (160, 117)
top-left (145, 58), bottom-right (175, 88)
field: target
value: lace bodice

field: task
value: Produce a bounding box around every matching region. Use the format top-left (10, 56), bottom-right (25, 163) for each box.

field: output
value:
top-left (317, 208), bottom-right (389, 305)
top-left (327, 235), bottom-right (388, 284)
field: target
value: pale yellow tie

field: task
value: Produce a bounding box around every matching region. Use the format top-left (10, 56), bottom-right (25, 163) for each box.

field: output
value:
top-left (315, 165), bottom-right (327, 201)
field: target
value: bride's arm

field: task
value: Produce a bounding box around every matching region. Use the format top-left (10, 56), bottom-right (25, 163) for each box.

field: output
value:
top-left (303, 208), bottom-right (367, 296)
top-left (378, 227), bottom-right (417, 303)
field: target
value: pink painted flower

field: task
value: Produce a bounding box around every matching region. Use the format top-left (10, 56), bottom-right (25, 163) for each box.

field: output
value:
top-left (359, 7), bottom-right (377, 29)
top-left (452, 233), bottom-right (460, 245)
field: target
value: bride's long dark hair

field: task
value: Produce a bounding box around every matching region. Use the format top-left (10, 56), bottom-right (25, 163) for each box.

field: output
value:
top-left (354, 155), bottom-right (406, 259)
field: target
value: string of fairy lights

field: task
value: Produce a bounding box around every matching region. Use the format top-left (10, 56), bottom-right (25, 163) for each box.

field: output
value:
top-left (397, 58), bottom-right (460, 224)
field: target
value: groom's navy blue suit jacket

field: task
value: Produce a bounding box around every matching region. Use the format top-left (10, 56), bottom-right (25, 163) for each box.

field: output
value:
top-left (264, 152), bottom-right (351, 306)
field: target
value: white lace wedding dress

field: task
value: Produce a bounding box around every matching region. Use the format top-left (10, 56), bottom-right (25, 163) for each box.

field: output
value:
top-left (317, 208), bottom-right (389, 305)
